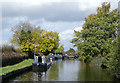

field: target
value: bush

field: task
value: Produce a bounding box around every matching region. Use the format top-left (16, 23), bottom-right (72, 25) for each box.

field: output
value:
top-left (1, 45), bottom-right (29, 67)
top-left (2, 52), bottom-right (26, 67)
top-left (2, 45), bottom-right (16, 52)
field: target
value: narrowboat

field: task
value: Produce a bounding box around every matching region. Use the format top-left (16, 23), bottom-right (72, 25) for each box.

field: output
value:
top-left (54, 53), bottom-right (63, 60)
top-left (32, 54), bottom-right (51, 72)
top-left (47, 53), bottom-right (55, 62)
top-left (62, 54), bottom-right (69, 59)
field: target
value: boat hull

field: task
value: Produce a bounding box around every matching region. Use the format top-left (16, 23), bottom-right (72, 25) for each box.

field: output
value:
top-left (32, 62), bottom-right (51, 72)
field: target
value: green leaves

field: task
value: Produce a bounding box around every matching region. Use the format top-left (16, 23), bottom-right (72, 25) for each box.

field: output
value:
top-left (39, 31), bottom-right (60, 55)
top-left (72, 2), bottom-right (120, 77)
top-left (72, 2), bottom-right (118, 63)
top-left (55, 44), bottom-right (64, 53)
top-left (11, 22), bottom-right (62, 56)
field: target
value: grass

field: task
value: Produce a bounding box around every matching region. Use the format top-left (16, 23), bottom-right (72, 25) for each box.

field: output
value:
top-left (0, 59), bottom-right (33, 76)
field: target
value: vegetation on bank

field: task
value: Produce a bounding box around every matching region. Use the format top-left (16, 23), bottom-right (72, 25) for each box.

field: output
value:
top-left (1, 45), bottom-right (28, 67)
top-left (72, 2), bottom-right (120, 78)
top-left (0, 59), bottom-right (33, 76)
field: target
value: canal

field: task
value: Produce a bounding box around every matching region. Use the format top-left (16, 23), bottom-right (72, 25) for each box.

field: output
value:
top-left (5, 59), bottom-right (119, 82)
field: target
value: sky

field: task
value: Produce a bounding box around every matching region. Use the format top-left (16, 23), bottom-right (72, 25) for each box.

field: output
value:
top-left (0, 0), bottom-right (119, 51)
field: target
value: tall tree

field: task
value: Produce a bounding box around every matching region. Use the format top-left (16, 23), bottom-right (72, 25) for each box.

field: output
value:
top-left (11, 22), bottom-right (60, 56)
top-left (72, 2), bottom-right (119, 78)
top-left (72, 2), bottom-right (118, 62)
top-left (11, 22), bottom-right (34, 57)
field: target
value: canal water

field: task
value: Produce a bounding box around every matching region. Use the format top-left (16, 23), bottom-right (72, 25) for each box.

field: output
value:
top-left (5, 59), bottom-right (119, 82)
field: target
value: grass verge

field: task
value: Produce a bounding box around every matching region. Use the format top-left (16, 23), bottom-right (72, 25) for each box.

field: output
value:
top-left (0, 59), bottom-right (33, 76)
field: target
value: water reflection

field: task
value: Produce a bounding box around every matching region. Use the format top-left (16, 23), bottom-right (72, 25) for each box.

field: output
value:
top-left (32, 72), bottom-right (47, 81)
top-left (77, 62), bottom-right (114, 81)
top-left (6, 59), bottom-right (119, 82)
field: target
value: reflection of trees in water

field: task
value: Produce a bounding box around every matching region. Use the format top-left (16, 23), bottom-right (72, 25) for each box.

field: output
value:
top-left (48, 61), bottom-right (59, 80)
top-left (14, 71), bottom-right (33, 81)
top-left (60, 60), bottom-right (63, 69)
top-left (32, 60), bottom-right (64, 81)
top-left (47, 60), bottom-right (63, 80)
top-left (77, 62), bottom-right (113, 81)
top-left (7, 60), bottom-right (117, 81)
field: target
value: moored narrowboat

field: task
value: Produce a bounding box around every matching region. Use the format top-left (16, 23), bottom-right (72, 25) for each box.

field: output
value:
top-left (32, 54), bottom-right (50, 72)
top-left (62, 54), bottom-right (69, 59)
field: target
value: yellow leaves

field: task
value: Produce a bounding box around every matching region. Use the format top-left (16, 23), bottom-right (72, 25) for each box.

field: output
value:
top-left (20, 45), bottom-right (24, 50)
top-left (52, 38), bottom-right (55, 41)
top-left (11, 22), bottom-right (60, 55)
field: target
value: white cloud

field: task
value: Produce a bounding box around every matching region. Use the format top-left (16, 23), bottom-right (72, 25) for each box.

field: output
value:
top-left (59, 29), bottom-right (73, 40)
top-left (1, 0), bottom-right (119, 51)
top-left (78, 0), bottom-right (101, 11)
top-left (74, 27), bottom-right (83, 31)
top-left (59, 27), bottom-right (82, 40)
top-left (59, 27), bottom-right (82, 51)
top-left (2, 28), bottom-right (11, 33)
top-left (1, 0), bottom-right (119, 11)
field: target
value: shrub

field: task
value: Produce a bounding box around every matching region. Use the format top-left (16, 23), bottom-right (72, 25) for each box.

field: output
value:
top-left (1, 45), bottom-right (29, 67)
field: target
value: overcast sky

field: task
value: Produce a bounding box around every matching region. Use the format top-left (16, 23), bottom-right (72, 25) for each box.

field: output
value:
top-left (0, 0), bottom-right (119, 51)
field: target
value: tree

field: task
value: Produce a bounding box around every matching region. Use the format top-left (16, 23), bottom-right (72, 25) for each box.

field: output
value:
top-left (72, 2), bottom-right (118, 63)
top-left (107, 36), bottom-right (120, 78)
top-left (11, 22), bottom-right (35, 57)
top-left (71, 30), bottom-right (83, 55)
top-left (65, 48), bottom-right (75, 56)
top-left (72, 2), bottom-right (119, 78)
top-left (11, 21), bottom-right (60, 56)
top-left (55, 44), bottom-right (64, 53)
top-left (67, 48), bottom-right (75, 53)
top-left (38, 31), bottom-right (60, 55)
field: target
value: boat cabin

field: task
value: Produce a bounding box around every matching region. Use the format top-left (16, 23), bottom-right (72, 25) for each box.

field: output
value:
top-left (32, 54), bottom-right (48, 72)
top-left (33, 54), bottom-right (46, 64)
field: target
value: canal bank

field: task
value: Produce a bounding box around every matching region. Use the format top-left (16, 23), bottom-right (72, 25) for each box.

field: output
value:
top-left (0, 59), bottom-right (33, 81)
top-left (4, 59), bottom-right (120, 82)
top-left (1, 58), bottom-right (53, 82)
top-left (2, 65), bottom-right (32, 81)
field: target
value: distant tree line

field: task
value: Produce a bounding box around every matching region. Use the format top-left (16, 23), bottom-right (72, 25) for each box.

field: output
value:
top-left (63, 48), bottom-right (76, 56)
top-left (72, 2), bottom-right (120, 79)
